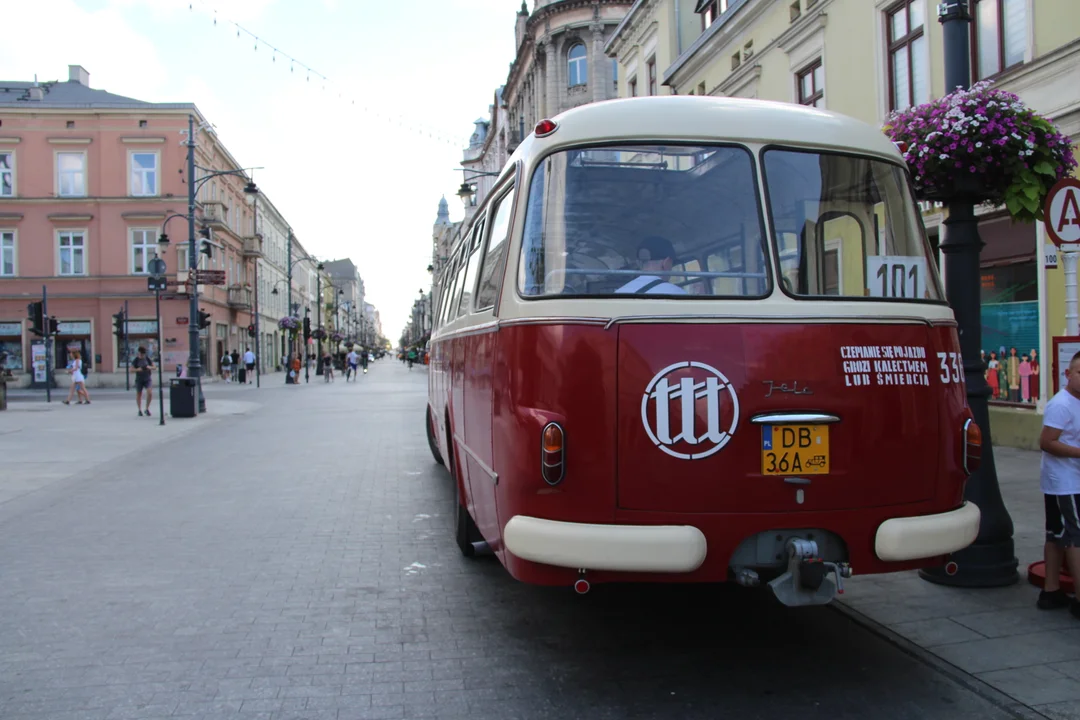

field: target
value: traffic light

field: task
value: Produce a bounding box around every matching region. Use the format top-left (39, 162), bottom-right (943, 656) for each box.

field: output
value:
top-left (197, 309), bottom-right (211, 329)
top-left (27, 301), bottom-right (44, 336)
top-left (247, 324), bottom-right (256, 338)
top-left (113, 310), bottom-right (126, 337)
top-left (303, 316), bottom-right (311, 341)
top-left (199, 227), bottom-right (212, 260)
top-left (47, 317), bottom-right (59, 335)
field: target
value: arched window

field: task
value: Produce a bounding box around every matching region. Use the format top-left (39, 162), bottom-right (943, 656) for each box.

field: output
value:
top-left (568, 43), bottom-right (587, 87)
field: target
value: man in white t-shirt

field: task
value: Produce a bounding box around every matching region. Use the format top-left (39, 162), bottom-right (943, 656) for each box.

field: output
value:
top-left (243, 347), bottom-right (255, 384)
top-left (1038, 349), bottom-right (1080, 614)
top-left (616, 236), bottom-right (687, 295)
top-left (345, 349), bottom-right (359, 382)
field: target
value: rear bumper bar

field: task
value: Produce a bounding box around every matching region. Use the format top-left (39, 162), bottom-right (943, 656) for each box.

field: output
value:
top-left (503, 516), bottom-right (707, 573)
top-left (874, 501), bottom-right (981, 562)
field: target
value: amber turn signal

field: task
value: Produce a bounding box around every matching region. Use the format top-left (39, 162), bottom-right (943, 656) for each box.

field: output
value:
top-left (542, 422), bottom-right (565, 485)
top-left (963, 418), bottom-right (982, 475)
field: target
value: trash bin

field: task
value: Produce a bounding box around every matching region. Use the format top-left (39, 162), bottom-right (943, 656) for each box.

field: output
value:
top-left (238, 367), bottom-right (246, 384)
top-left (170, 378), bottom-right (197, 418)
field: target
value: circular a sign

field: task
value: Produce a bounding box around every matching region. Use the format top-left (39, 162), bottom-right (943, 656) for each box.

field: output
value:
top-left (1044, 177), bottom-right (1080, 248)
top-left (148, 257), bottom-right (167, 275)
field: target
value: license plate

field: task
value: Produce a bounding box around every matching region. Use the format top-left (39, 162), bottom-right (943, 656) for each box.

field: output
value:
top-left (761, 424), bottom-right (830, 475)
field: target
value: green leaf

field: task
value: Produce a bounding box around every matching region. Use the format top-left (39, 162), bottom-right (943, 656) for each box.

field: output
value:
top-left (1022, 183), bottom-right (1041, 201)
top-left (1035, 160), bottom-right (1057, 176)
top-left (1020, 193), bottom-right (1039, 213)
top-left (1006, 195), bottom-right (1022, 216)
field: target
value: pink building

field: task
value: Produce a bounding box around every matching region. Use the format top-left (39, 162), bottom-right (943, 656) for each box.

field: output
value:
top-left (0, 65), bottom-right (261, 388)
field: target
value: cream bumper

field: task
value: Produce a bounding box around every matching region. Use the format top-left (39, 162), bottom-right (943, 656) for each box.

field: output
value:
top-left (874, 501), bottom-right (981, 562)
top-left (502, 516), bottom-right (708, 573)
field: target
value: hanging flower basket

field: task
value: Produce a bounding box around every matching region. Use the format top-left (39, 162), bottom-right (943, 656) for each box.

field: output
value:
top-left (883, 80), bottom-right (1077, 222)
top-left (330, 332), bottom-right (344, 343)
top-left (311, 327), bottom-right (327, 341)
top-left (278, 315), bottom-right (300, 331)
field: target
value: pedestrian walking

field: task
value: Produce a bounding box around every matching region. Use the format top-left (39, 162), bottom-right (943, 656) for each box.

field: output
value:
top-left (243, 347), bottom-right (255, 384)
top-left (221, 350), bottom-right (232, 383)
top-left (345, 348), bottom-right (358, 381)
top-left (62, 349), bottom-right (90, 405)
top-left (131, 346), bottom-right (155, 417)
top-left (322, 351), bottom-right (335, 382)
top-left (1037, 349), bottom-right (1080, 614)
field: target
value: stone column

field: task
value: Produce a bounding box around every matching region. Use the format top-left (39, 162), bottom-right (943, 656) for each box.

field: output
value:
top-left (545, 37), bottom-right (560, 117)
top-left (591, 23), bottom-right (606, 102)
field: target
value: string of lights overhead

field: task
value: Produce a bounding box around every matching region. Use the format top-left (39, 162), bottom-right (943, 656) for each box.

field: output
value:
top-left (185, 0), bottom-right (470, 149)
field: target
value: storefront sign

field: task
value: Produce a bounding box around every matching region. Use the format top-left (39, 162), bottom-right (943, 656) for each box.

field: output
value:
top-left (57, 322), bottom-right (91, 335)
top-left (1045, 243), bottom-right (1059, 269)
top-left (125, 320), bottom-right (158, 335)
top-left (31, 342), bottom-right (47, 382)
top-left (0, 322), bottom-right (21, 336)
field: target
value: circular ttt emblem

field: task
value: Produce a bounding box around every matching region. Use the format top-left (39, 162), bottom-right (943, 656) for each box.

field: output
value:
top-left (640, 361), bottom-right (740, 460)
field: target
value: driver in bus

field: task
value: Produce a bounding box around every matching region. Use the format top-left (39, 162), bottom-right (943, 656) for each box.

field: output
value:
top-left (616, 236), bottom-right (687, 295)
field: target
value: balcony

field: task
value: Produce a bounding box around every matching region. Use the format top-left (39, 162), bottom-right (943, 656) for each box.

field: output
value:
top-left (228, 285), bottom-right (252, 309)
top-left (201, 201), bottom-right (229, 228)
top-left (242, 234), bottom-right (263, 258)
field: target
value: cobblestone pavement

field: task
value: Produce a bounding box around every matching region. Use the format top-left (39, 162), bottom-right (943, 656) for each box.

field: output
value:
top-left (0, 361), bottom-right (1028, 719)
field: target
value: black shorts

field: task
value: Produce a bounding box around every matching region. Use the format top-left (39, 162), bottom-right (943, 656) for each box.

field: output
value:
top-left (135, 376), bottom-right (152, 391)
top-left (1045, 493), bottom-right (1080, 548)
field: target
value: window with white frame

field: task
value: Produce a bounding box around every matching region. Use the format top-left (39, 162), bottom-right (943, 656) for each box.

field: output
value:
top-left (972, 0), bottom-right (1026, 80)
top-left (131, 229), bottom-right (156, 274)
top-left (58, 231), bottom-right (86, 276)
top-left (699, 0), bottom-right (730, 30)
top-left (57, 152), bottom-right (86, 197)
top-left (131, 152), bottom-right (158, 196)
top-left (0, 152), bottom-right (13, 197)
top-left (886, 0), bottom-right (929, 111)
top-left (568, 43), bottom-right (588, 87)
top-left (1, 231), bottom-right (15, 276)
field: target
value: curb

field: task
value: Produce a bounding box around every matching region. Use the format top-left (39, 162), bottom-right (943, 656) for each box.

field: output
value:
top-left (829, 600), bottom-right (1050, 720)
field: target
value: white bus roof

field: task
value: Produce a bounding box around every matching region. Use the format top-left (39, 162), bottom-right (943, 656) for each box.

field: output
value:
top-left (511, 96), bottom-right (904, 166)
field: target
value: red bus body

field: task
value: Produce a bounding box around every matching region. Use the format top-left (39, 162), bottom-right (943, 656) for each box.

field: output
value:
top-left (426, 97), bottom-right (981, 606)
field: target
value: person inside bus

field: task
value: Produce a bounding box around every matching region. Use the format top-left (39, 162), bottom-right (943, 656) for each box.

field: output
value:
top-left (616, 236), bottom-right (687, 295)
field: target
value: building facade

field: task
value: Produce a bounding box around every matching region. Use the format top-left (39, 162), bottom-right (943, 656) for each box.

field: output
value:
top-left (0, 65), bottom-right (260, 387)
top-left (0, 64), bottom-right (368, 387)
top-left (604, 0), bottom-right (1080, 434)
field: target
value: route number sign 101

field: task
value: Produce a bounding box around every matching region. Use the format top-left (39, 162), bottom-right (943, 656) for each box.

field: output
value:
top-left (867, 256), bottom-right (928, 300)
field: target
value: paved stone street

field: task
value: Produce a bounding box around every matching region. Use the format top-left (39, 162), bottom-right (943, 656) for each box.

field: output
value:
top-left (0, 361), bottom-right (1040, 719)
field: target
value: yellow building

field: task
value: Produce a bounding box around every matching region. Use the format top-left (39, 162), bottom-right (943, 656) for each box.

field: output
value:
top-left (607, 0), bottom-right (1080, 446)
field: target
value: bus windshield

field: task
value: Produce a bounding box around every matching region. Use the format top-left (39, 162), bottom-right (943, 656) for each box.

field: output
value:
top-left (761, 148), bottom-right (944, 302)
top-left (517, 144), bottom-right (771, 298)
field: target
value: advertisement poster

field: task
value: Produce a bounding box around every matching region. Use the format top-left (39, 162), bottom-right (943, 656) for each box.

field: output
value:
top-left (31, 342), bottom-right (47, 383)
top-left (1053, 336), bottom-right (1080, 395)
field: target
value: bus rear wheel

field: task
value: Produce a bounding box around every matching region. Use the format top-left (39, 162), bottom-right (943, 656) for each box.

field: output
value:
top-left (451, 454), bottom-right (482, 558)
top-left (426, 406), bottom-right (444, 466)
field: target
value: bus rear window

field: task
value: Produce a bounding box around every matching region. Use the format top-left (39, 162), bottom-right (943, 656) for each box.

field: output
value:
top-left (762, 148), bottom-right (944, 302)
top-left (517, 144), bottom-right (770, 298)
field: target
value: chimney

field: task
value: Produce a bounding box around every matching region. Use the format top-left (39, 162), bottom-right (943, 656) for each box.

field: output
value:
top-left (28, 75), bottom-right (44, 101)
top-left (68, 65), bottom-right (90, 86)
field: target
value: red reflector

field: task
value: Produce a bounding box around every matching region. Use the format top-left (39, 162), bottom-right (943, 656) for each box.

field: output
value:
top-left (535, 119), bottom-right (558, 137)
top-left (895, 140), bottom-right (909, 155)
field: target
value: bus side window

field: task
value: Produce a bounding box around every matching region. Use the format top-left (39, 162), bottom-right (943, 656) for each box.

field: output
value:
top-left (476, 187), bottom-right (516, 311)
top-left (457, 218), bottom-right (486, 318)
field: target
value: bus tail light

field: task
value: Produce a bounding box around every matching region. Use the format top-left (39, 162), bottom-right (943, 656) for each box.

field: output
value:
top-left (535, 119), bottom-right (558, 137)
top-left (542, 422), bottom-right (565, 485)
top-left (962, 417), bottom-right (982, 475)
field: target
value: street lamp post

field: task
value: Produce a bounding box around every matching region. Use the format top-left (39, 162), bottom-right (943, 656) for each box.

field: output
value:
top-left (159, 115), bottom-right (260, 413)
top-left (920, 1), bottom-right (1018, 588)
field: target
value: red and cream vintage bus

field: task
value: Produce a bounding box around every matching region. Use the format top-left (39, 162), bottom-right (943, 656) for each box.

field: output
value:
top-left (425, 96), bottom-right (981, 607)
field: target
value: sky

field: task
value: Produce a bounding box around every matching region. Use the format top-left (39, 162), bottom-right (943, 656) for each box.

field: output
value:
top-left (0, 0), bottom-right (521, 341)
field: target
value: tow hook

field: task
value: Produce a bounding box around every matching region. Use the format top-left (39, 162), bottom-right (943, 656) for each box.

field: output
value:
top-left (767, 538), bottom-right (853, 607)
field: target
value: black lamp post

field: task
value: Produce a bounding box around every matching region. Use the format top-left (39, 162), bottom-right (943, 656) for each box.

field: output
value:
top-left (158, 116), bottom-right (260, 413)
top-left (919, 0), bottom-right (1018, 588)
